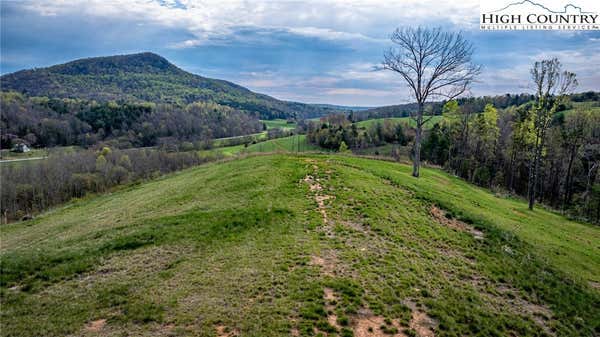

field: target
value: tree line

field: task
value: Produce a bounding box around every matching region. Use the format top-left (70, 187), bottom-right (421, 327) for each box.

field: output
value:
top-left (306, 114), bottom-right (410, 151)
top-left (0, 147), bottom-right (219, 223)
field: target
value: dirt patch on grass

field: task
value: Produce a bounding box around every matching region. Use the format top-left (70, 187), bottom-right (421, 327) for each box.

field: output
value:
top-left (340, 220), bottom-right (368, 233)
top-left (469, 276), bottom-right (555, 336)
top-left (511, 208), bottom-right (527, 217)
top-left (430, 205), bottom-right (484, 240)
top-left (216, 324), bottom-right (239, 337)
top-left (324, 287), bottom-right (341, 330)
top-left (303, 175), bottom-right (322, 191)
top-left (410, 311), bottom-right (436, 337)
top-left (500, 290), bottom-right (554, 336)
top-left (310, 251), bottom-right (338, 276)
top-left (316, 195), bottom-right (333, 224)
top-left (302, 173), bottom-right (335, 225)
top-left (353, 315), bottom-right (405, 337)
top-left (350, 305), bottom-right (437, 337)
top-left (84, 319), bottom-right (107, 332)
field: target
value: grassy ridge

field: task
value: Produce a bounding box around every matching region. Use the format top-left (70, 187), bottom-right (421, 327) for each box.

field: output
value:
top-left (355, 116), bottom-right (443, 129)
top-left (244, 135), bottom-right (321, 153)
top-left (202, 135), bottom-right (321, 157)
top-left (1, 154), bottom-right (598, 336)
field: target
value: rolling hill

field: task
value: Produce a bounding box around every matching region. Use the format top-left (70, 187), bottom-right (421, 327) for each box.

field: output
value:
top-left (1, 154), bottom-right (598, 337)
top-left (0, 52), bottom-right (337, 120)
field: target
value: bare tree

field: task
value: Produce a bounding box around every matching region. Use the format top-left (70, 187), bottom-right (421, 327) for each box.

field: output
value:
top-left (527, 58), bottom-right (577, 210)
top-left (381, 27), bottom-right (480, 177)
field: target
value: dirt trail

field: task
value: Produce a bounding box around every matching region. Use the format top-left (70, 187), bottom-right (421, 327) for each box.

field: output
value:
top-left (302, 159), bottom-right (336, 225)
top-left (302, 173), bottom-right (333, 225)
top-left (324, 288), bottom-right (341, 330)
top-left (310, 252), bottom-right (338, 276)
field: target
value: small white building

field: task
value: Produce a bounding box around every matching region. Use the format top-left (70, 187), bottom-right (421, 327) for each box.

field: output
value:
top-left (12, 143), bottom-right (31, 153)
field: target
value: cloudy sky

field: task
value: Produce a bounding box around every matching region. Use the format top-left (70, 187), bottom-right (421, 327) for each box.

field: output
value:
top-left (1, 0), bottom-right (599, 106)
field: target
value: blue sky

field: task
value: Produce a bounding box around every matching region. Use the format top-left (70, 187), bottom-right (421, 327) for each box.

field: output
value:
top-left (1, 0), bottom-right (599, 106)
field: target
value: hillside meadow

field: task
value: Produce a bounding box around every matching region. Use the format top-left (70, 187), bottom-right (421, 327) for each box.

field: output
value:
top-left (1, 154), bottom-right (598, 337)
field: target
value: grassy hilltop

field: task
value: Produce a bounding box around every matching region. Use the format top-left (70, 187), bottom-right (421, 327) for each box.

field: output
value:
top-left (1, 154), bottom-right (599, 337)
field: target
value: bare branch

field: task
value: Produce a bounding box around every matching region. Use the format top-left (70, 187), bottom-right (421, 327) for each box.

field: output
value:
top-left (381, 27), bottom-right (480, 107)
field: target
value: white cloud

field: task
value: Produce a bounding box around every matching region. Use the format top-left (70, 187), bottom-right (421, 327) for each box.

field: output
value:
top-left (20, 0), bottom-right (480, 47)
top-left (472, 45), bottom-right (600, 96)
top-left (12, 0), bottom-right (598, 106)
top-left (287, 27), bottom-right (387, 43)
top-left (169, 39), bottom-right (204, 49)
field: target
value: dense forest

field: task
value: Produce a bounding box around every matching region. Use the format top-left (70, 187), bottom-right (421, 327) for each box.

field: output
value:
top-left (307, 95), bottom-right (600, 223)
top-left (0, 91), bottom-right (262, 149)
top-left (0, 52), bottom-right (339, 120)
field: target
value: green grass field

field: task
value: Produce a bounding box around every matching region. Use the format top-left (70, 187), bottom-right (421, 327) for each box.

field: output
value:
top-left (209, 118), bottom-right (296, 150)
top-left (0, 148), bottom-right (48, 160)
top-left (356, 116), bottom-right (443, 129)
top-left (562, 102), bottom-right (600, 116)
top-left (211, 132), bottom-right (268, 148)
top-left (202, 135), bottom-right (322, 158)
top-left (261, 119), bottom-right (297, 130)
top-left (1, 154), bottom-right (598, 336)
top-left (244, 135), bottom-right (321, 153)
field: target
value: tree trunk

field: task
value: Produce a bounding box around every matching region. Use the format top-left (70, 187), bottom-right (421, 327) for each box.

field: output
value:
top-left (527, 157), bottom-right (536, 210)
top-left (412, 103), bottom-right (424, 178)
top-left (585, 162), bottom-right (599, 219)
top-left (528, 133), bottom-right (541, 210)
top-left (508, 151), bottom-right (516, 192)
top-left (562, 146), bottom-right (576, 210)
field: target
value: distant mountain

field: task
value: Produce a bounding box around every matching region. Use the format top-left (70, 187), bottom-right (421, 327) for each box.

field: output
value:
top-left (0, 52), bottom-right (338, 119)
top-left (311, 103), bottom-right (373, 112)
